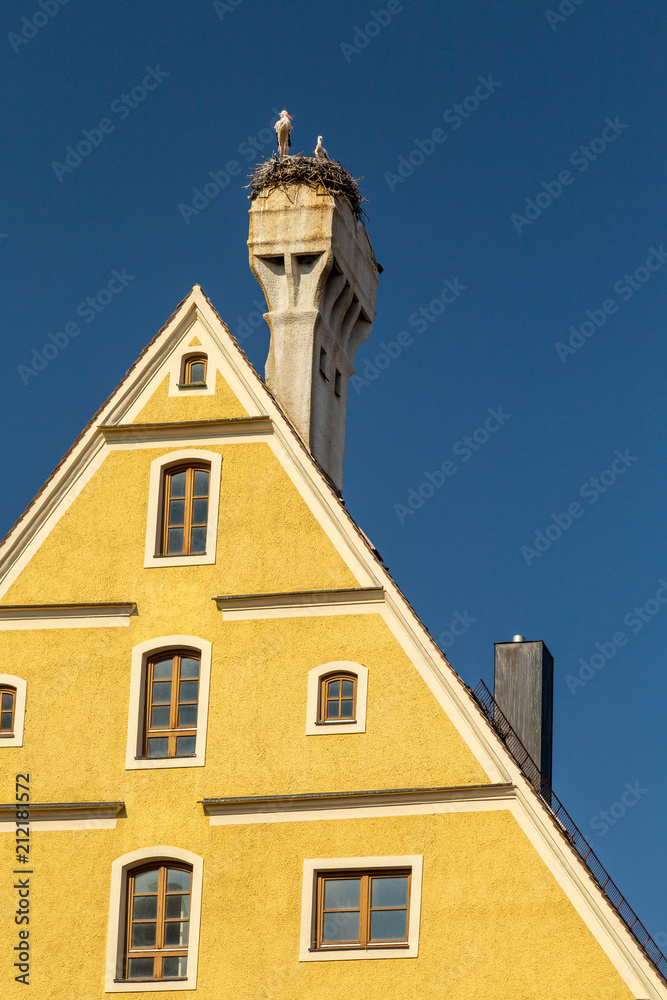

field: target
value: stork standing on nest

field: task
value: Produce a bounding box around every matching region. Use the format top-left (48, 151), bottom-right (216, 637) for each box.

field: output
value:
top-left (274, 110), bottom-right (292, 156)
top-left (315, 135), bottom-right (329, 159)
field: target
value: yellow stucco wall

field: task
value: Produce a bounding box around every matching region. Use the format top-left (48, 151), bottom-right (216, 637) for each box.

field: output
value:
top-left (0, 811), bottom-right (635, 999)
top-left (0, 335), bottom-right (642, 999)
top-left (132, 372), bottom-right (249, 424)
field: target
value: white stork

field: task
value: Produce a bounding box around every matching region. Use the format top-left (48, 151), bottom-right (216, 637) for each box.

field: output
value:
top-left (274, 110), bottom-right (292, 156)
top-left (315, 135), bottom-right (329, 159)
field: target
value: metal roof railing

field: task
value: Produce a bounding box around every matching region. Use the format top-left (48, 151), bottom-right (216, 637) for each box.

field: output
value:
top-left (472, 678), bottom-right (667, 985)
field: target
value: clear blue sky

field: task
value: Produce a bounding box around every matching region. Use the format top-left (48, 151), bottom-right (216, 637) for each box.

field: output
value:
top-left (2, 0), bottom-right (666, 943)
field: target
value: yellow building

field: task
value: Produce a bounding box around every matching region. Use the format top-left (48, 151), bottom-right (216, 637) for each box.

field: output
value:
top-left (1, 161), bottom-right (665, 998)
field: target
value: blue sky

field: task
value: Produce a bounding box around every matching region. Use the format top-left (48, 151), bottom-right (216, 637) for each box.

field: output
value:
top-left (2, 0), bottom-right (667, 946)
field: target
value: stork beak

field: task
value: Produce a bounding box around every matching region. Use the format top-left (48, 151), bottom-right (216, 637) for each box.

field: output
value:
top-left (286, 113), bottom-right (292, 119)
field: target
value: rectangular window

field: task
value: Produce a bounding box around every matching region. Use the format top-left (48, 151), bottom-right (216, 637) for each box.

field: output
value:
top-left (319, 347), bottom-right (328, 381)
top-left (316, 870), bottom-right (410, 949)
top-left (334, 369), bottom-right (342, 397)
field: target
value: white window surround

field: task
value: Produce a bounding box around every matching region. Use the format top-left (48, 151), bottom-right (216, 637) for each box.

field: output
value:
top-left (299, 855), bottom-right (423, 962)
top-left (105, 846), bottom-right (203, 993)
top-left (144, 450), bottom-right (222, 567)
top-left (305, 661), bottom-right (368, 735)
top-left (125, 636), bottom-right (212, 770)
top-left (0, 675), bottom-right (27, 747)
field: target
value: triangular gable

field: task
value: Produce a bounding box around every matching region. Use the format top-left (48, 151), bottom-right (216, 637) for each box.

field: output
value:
top-left (0, 284), bottom-right (664, 997)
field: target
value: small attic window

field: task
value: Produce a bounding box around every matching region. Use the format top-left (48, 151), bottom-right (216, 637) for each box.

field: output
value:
top-left (179, 355), bottom-right (207, 388)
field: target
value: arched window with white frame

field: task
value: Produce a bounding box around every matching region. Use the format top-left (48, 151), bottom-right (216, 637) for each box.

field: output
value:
top-left (306, 662), bottom-right (368, 735)
top-left (0, 675), bottom-right (27, 747)
top-left (144, 450), bottom-right (222, 568)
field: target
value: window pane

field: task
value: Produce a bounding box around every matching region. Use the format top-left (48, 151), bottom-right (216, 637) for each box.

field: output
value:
top-left (323, 911), bottom-right (359, 943)
top-left (192, 498), bottom-right (208, 524)
top-left (127, 957), bottom-right (154, 980)
top-left (153, 659), bottom-right (173, 680)
top-left (164, 920), bottom-right (189, 946)
top-left (169, 472), bottom-right (186, 498)
top-left (193, 470), bottom-right (209, 496)
top-left (176, 735), bottom-right (196, 756)
top-left (2, 692), bottom-right (13, 710)
top-left (131, 922), bottom-right (157, 947)
top-left (369, 908), bottom-right (407, 942)
top-left (342, 680), bottom-right (354, 697)
top-left (371, 876), bottom-right (408, 908)
top-left (190, 362), bottom-right (205, 382)
top-left (162, 955), bottom-right (187, 978)
top-left (167, 528), bottom-right (184, 554)
top-left (151, 681), bottom-right (171, 704)
top-left (178, 704), bottom-right (197, 727)
top-left (327, 680), bottom-right (340, 699)
top-left (146, 738), bottom-right (169, 758)
top-left (133, 895), bottom-right (158, 920)
top-left (326, 701), bottom-right (339, 719)
top-left (323, 878), bottom-right (360, 910)
top-left (179, 680), bottom-right (199, 702)
top-left (1, 712), bottom-right (12, 730)
top-left (134, 870), bottom-right (159, 893)
top-left (168, 499), bottom-right (185, 526)
top-left (151, 705), bottom-right (171, 728)
top-left (180, 658), bottom-right (199, 679)
top-left (166, 894), bottom-right (190, 919)
top-left (167, 869), bottom-right (191, 892)
top-left (190, 526), bottom-right (207, 553)
top-left (340, 699), bottom-right (353, 718)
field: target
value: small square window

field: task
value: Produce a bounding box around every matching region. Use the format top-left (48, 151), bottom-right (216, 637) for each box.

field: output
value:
top-left (180, 355), bottom-right (207, 387)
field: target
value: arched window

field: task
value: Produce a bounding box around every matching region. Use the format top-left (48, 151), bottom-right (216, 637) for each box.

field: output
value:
top-left (1, 686), bottom-right (16, 734)
top-left (144, 651), bottom-right (200, 759)
top-left (306, 662), bottom-right (369, 736)
top-left (181, 354), bottom-right (207, 386)
top-left (106, 847), bottom-right (203, 991)
top-left (319, 672), bottom-right (357, 722)
top-left (125, 863), bottom-right (192, 981)
top-left (161, 464), bottom-right (210, 556)
top-left (0, 676), bottom-right (27, 747)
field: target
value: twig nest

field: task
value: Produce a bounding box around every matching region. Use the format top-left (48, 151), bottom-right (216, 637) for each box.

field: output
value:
top-left (247, 154), bottom-right (367, 222)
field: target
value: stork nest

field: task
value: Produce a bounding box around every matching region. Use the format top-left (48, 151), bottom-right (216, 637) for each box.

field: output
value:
top-left (247, 155), bottom-right (367, 222)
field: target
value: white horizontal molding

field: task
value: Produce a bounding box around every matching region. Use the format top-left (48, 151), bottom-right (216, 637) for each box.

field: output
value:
top-left (214, 587), bottom-right (385, 621)
top-left (101, 416), bottom-right (273, 448)
top-left (201, 783), bottom-right (515, 825)
top-left (0, 801), bottom-right (124, 831)
top-left (0, 603), bottom-right (137, 630)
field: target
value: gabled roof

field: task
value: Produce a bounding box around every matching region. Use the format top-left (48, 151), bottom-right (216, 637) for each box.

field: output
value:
top-left (0, 285), bottom-right (664, 999)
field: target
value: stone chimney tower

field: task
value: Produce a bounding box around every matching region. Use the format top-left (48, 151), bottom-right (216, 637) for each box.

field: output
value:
top-left (248, 165), bottom-right (379, 492)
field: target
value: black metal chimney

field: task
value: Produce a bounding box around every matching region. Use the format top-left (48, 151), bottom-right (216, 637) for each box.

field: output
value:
top-left (494, 636), bottom-right (554, 787)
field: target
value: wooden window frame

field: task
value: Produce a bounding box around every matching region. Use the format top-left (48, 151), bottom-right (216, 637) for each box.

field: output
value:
top-left (143, 651), bottom-right (200, 759)
top-left (0, 685), bottom-right (16, 736)
top-left (160, 463), bottom-right (210, 557)
top-left (180, 354), bottom-right (207, 387)
top-left (318, 672), bottom-right (357, 724)
top-left (124, 863), bottom-right (192, 983)
top-left (315, 868), bottom-right (411, 951)
top-left (306, 662), bottom-right (368, 736)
